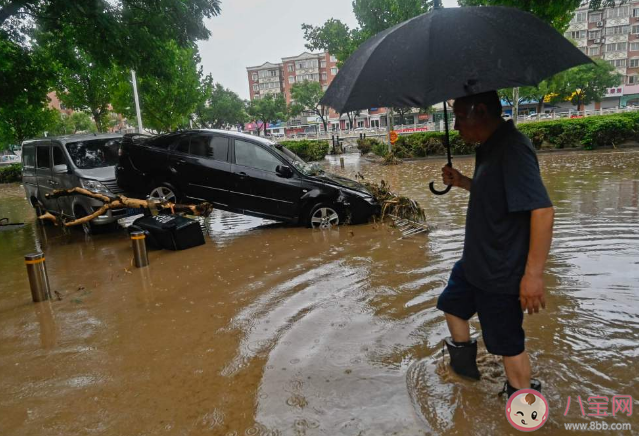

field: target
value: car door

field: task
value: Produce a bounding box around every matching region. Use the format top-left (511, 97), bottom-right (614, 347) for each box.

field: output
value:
top-left (51, 141), bottom-right (74, 218)
top-left (131, 133), bottom-right (177, 188)
top-left (169, 133), bottom-right (231, 206)
top-left (230, 139), bottom-right (302, 220)
top-left (35, 142), bottom-right (60, 214)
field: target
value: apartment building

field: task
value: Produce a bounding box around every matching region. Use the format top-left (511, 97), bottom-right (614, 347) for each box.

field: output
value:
top-left (566, 0), bottom-right (639, 108)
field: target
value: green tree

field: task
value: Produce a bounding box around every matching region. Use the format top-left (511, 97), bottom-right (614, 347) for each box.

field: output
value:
top-left (194, 79), bottom-right (248, 129)
top-left (303, 0), bottom-right (433, 66)
top-left (0, 37), bottom-right (56, 145)
top-left (457, 0), bottom-right (582, 32)
top-left (111, 42), bottom-right (207, 133)
top-left (559, 60), bottom-right (621, 110)
top-left (289, 81), bottom-right (330, 133)
top-left (247, 94), bottom-right (288, 136)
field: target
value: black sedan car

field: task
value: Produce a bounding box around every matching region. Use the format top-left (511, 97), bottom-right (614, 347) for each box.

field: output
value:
top-left (116, 129), bottom-right (379, 228)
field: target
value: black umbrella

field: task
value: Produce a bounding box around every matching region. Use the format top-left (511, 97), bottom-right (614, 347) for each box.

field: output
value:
top-left (320, 6), bottom-right (592, 194)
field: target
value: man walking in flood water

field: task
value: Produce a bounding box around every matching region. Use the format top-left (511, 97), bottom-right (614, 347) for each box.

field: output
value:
top-left (436, 91), bottom-right (555, 397)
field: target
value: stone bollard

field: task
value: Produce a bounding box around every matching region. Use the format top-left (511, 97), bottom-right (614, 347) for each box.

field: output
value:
top-left (131, 231), bottom-right (149, 268)
top-left (340, 157), bottom-right (345, 168)
top-left (25, 252), bottom-right (51, 303)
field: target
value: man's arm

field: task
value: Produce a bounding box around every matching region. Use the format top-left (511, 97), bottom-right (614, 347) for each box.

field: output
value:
top-left (520, 206), bottom-right (555, 315)
top-left (442, 166), bottom-right (472, 191)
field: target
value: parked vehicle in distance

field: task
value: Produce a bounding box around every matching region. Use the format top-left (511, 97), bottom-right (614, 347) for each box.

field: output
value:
top-left (21, 133), bottom-right (131, 233)
top-left (116, 129), bottom-right (380, 228)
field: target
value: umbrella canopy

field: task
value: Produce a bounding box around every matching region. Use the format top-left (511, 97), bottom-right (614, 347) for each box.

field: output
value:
top-left (321, 6), bottom-right (592, 113)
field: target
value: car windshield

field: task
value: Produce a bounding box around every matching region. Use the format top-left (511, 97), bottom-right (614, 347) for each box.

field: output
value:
top-left (65, 138), bottom-right (121, 169)
top-left (272, 143), bottom-right (325, 176)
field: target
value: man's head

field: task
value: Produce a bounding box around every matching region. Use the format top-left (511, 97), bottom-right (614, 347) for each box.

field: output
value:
top-left (453, 90), bottom-right (503, 143)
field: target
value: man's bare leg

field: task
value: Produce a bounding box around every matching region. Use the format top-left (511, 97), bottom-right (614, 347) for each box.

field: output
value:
top-left (445, 313), bottom-right (470, 342)
top-left (503, 352), bottom-right (531, 389)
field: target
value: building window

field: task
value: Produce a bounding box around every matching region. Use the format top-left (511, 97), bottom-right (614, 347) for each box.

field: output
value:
top-left (606, 42), bottom-right (627, 52)
top-left (252, 73), bottom-right (258, 81)
top-left (252, 84), bottom-right (258, 91)
top-left (574, 11), bottom-right (587, 23)
top-left (634, 8), bottom-right (639, 18)
top-left (627, 75), bottom-right (638, 84)
top-left (608, 59), bottom-right (627, 68)
top-left (631, 42), bottom-right (639, 51)
top-left (287, 64), bottom-right (294, 72)
top-left (321, 72), bottom-right (327, 80)
top-left (630, 58), bottom-right (639, 68)
top-left (269, 70), bottom-right (278, 77)
top-left (605, 25), bottom-right (630, 36)
top-left (330, 55), bottom-right (337, 62)
top-left (288, 75), bottom-right (295, 84)
top-left (566, 30), bottom-right (586, 39)
top-left (320, 60), bottom-right (326, 68)
top-left (330, 67), bottom-right (338, 75)
top-left (588, 30), bottom-right (602, 40)
top-left (589, 12), bottom-right (602, 23)
top-left (589, 46), bottom-right (601, 56)
top-left (605, 6), bottom-right (629, 19)
top-left (633, 25), bottom-right (639, 35)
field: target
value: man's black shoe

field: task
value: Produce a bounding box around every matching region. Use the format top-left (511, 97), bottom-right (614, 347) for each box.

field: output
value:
top-left (443, 337), bottom-right (481, 380)
top-left (500, 379), bottom-right (542, 398)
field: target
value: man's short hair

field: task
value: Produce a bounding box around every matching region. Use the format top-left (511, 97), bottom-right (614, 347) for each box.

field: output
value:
top-left (454, 91), bottom-right (502, 118)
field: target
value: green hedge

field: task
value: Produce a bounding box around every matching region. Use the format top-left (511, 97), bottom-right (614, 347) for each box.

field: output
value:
top-left (373, 131), bottom-right (475, 158)
top-left (0, 164), bottom-right (22, 183)
top-left (517, 112), bottom-right (639, 150)
top-left (279, 140), bottom-right (330, 161)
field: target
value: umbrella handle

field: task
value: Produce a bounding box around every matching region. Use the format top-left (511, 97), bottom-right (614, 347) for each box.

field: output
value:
top-left (428, 181), bottom-right (452, 195)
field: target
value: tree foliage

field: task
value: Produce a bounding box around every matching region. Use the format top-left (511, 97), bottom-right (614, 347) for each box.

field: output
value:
top-left (303, 0), bottom-right (433, 66)
top-left (194, 79), bottom-right (248, 129)
top-left (457, 0), bottom-right (582, 32)
top-left (247, 94), bottom-right (288, 136)
top-left (289, 81), bottom-right (329, 132)
top-left (559, 60), bottom-right (622, 109)
top-left (111, 42), bottom-right (207, 133)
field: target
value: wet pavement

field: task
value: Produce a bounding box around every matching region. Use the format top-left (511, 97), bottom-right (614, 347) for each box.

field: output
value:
top-left (0, 149), bottom-right (638, 435)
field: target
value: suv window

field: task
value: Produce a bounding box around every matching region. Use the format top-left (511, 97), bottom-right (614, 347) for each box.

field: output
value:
top-left (36, 146), bottom-right (51, 169)
top-left (210, 136), bottom-right (229, 161)
top-left (22, 145), bottom-right (35, 168)
top-left (235, 140), bottom-right (281, 172)
top-left (53, 145), bottom-right (66, 166)
top-left (149, 134), bottom-right (179, 149)
top-left (175, 136), bottom-right (190, 154)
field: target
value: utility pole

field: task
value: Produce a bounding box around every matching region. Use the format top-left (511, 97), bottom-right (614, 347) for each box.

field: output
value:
top-left (387, 108), bottom-right (394, 153)
top-left (513, 87), bottom-right (519, 125)
top-left (131, 70), bottom-right (144, 133)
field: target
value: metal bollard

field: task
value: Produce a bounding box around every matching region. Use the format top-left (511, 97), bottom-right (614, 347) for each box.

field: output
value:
top-left (131, 231), bottom-right (149, 268)
top-left (25, 252), bottom-right (51, 303)
top-left (340, 157), bottom-right (345, 168)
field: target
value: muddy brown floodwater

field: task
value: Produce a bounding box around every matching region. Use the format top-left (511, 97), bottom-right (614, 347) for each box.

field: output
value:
top-left (1, 149), bottom-right (638, 436)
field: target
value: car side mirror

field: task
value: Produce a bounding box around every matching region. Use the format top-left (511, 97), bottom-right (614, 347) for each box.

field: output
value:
top-left (276, 165), bottom-right (293, 178)
top-left (53, 164), bottom-right (69, 174)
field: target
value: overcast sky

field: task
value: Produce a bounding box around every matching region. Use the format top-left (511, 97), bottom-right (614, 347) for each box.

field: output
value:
top-left (197, 0), bottom-right (459, 100)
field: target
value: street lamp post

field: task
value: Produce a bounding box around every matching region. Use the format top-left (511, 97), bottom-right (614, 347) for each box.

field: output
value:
top-left (131, 70), bottom-right (144, 134)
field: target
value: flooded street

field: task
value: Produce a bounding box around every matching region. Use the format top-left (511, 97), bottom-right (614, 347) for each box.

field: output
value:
top-left (1, 149), bottom-right (638, 435)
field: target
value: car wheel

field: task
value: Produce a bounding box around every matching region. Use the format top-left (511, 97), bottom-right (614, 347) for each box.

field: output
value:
top-left (148, 183), bottom-right (180, 204)
top-left (74, 206), bottom-right (94, 235)
top-left (308, 203), bottom-right (340, 229)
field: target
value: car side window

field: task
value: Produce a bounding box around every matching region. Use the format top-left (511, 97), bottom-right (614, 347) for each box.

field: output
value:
top-left (149, 134), bottom-right (178, 149)
top-left (22, 145), bottom-right (35, 168)
top-left (209, 136), bottom-right (229, 162)
top-left (36, 146), bottom-right (51, 169)
top-left (189, 135), bottom-right (209, 157)
top-left (234, 140), bottom-right (281, 172)
top-left (52, 145), bottom-right (66, 166)
top-left (175, 136), bottom-right (190, 154)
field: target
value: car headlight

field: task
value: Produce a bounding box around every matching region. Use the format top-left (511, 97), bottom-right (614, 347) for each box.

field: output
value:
top-left (80, 179), bottom-right (111, 195)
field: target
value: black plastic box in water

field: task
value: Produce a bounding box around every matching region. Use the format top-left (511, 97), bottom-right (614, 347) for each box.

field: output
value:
top-left (130, 215), bottom-right (205, 251)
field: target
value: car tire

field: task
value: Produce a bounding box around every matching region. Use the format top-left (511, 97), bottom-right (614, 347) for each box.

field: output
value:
top-left (307, 203), bottom-right (341, 229)
top-left (148, 183), bottom-right (181, 204)
top-left (73, 206), bottom-right (95, 235)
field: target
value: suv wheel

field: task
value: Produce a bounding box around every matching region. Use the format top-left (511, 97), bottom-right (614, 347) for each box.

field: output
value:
top-left (149, 183), bottom-right (179, 204)
top-left (308, 203), bottom-right (340, 229)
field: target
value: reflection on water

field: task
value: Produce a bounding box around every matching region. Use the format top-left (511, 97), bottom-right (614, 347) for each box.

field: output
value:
top-left (0, 149), bottom-right (638, 435)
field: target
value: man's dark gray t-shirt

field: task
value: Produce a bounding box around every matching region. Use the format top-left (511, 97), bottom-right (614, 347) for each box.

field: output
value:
top-left (462, 120), bottom-right (552, 295)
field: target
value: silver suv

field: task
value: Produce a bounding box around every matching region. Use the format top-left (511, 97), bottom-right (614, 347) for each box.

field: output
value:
top-left (21, 133), bottom-right (127, 233)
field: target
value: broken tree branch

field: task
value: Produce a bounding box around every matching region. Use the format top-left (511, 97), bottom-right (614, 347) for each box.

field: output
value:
top-left (43, 188), bottom-right (214, 227)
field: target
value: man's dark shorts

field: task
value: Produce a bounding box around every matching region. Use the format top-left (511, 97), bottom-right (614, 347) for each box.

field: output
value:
top-left (436, 260), bottom-right (525, 356)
